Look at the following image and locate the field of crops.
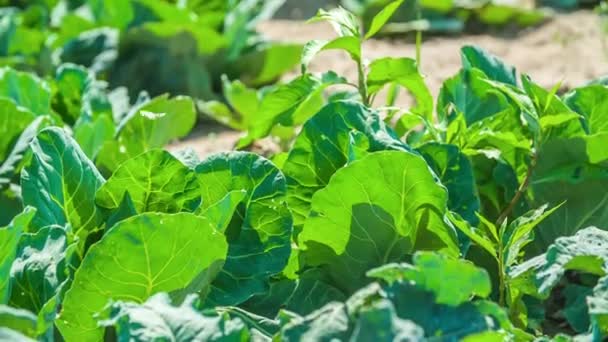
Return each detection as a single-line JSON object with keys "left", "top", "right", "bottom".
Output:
{"left": 1, "top": 0, "right": 608, "bottom": 341}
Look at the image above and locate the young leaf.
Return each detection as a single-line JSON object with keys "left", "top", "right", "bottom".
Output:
{"left": 364, "top": 0, "right": 405, "bottom": 39}
{"left": 366, "top": 57, "right": 433, "bottom": 119}
{"left": 301, "top": 37, "right": 362, "bottom": 73}
{"left": 56, "top": 212, "right": 228, "bottom": 341}
{"left": 237, "top": 74, "right": 340, "bottom": 148}
{"left": 447, "top": 212, "right": 497, "bottom": 261}
{"left": 502, "top": 203, "right": 564, "bottom": 267}
{"left": 308, "top": 7, "right": 361, "bottom": 37}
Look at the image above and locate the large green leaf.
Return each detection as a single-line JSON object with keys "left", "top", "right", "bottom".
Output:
{"left": 299, "top": 151, "right": 459, "bottom": 293}
{"left": 282, "top": 101, "right": 409, "bottom": 225}
{"left": 21, "top": 127, "right": 105, "bottom": 246}
{"left": 95, "top": 149, "right": 200, "bottom": 215}
{"left": 0, "top": 208, "right": 35, "bottom": 304}
{"left": 529, "top": 136, "right": 608, "bottom": 254}
{"left": 56, "top": 212, "right": 228, "bottom": 341}
{"left": 100, "top": 293, "right": 251, "bottom": 341}
{"left": 195, "top": 152, "right": 292, "bottom": 306}
{"left": 564, "top": 85, "right": 608, "bottom": 135}
{"left": 386, "top": 283, "right": 511, "bottom": 340}
{"left": 96, "top": 95, "right": 196, "bottom": 174}
{"left": 0, "top": 67, "right": 50, "bottom": 116}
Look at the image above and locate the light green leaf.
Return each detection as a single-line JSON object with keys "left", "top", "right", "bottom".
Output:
{"left": 300, "top": 151, "right": 459, "bottom": 293}
{"left": 74, "top": 114, "right": 115, "bottom": 159}
{"left": 56, "top": 212, "right": 228, "bottom": 342}
{"left": 0, "top": 99, "right": 35, "bottom": 162}
{"left": 0, "top": 208, "right": 35, "bottom": 304}
{"left": 0, "top": 305, "right": 37, "bottom": 339}
{"left": 0, "top": 67, "right": 50, "bottom": 116}
{"left": 234, "top": 43, "right": 302, "bottom": 86}
{"left": 301, "top": 37, "right": 361, "bottom": 73}
{"left": 364, "top": 0, "right": 405, "bottom": 39}
{"left": 88, "top": 0, "right": 134, "bottom": 30}
{"left": 502, "top": 203, "right": 563, "bottom": 268}
{"left": 308, "top": 7, "right": 361, "bottom": 37}
{"left": 195, "top": 152, "right": 292, "bottom": 306}
{"left": 367, "top": 57, "right": 433, "bottom": 119}
{"left": 368, "top": 251, "right": 492, "bottom": 306}
{"left": 96, "top": 95, "right": 196, "bottom": 174}
{"left": 21, "top": 127, "right": 105, "bottom": 245}
{"left": 238, "top": 74, "right": 337, "bottom": 147}
{"left": 95, "top": 149, "right": 201, "bottom": 215}
{"left": 447, "top": 212, "right": 497, "bottom": 261}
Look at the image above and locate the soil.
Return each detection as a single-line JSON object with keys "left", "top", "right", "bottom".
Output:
{"left": 169, "top": 10, "right": 608, "bottom": 158}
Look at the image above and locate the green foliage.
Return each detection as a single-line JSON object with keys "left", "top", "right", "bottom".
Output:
{"left": 0, "top": 2, "right": 607, "bottom": 341}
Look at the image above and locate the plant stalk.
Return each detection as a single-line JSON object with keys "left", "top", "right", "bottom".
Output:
{"left": 496, "top": 151, "right": 538, "bottom": 227}
{"left": 357, "top": 60, "right": 369, "bottom": 106}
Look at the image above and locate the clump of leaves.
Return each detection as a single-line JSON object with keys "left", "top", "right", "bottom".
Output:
{"left": 0, "top": 1, "right": 608, "bottom": 341}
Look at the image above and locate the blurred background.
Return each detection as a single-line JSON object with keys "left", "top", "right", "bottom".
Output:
{"left": 0, "top": 0, "right": 606, "bottom": 156}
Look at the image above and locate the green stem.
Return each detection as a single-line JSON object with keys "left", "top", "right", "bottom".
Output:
{"left": 497, "top": 248, "right": 506, "bottom": 307}
{"left": 495, "top": 151, "right": 538, "bottom": 227}
{"left": 357, "top": 60, "right": 369, "bottom": 106}
{"left": 415, "top": 1, "right": 422, "bottom": 68}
